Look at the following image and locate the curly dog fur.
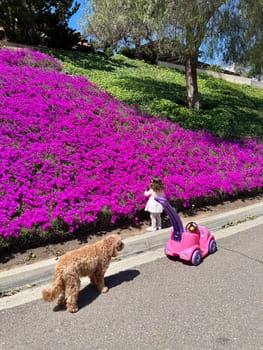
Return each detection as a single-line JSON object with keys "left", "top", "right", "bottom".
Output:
{"left": 42, "top": 234, "right": 124, "bottom": 313}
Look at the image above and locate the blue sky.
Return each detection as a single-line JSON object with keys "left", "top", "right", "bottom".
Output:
{"left": 68, "top": 0, "right": 86, "bottom": 33}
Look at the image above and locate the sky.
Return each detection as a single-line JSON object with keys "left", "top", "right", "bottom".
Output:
{"left": 68, "top": 0, "right": 87, "bottom": 34}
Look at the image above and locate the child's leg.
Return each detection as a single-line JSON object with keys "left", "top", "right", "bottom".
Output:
{"left": 156, "top": 214, "right": 162, "bottom": 229}
{"left": 146, "top": 213, "right": 157, "bottom": 231}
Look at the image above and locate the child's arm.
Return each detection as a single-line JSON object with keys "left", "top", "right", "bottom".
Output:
{"left": 144, "top": 188, "right": 153, "bottom": 196}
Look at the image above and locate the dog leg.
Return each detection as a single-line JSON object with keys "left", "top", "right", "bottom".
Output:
{"left": 90, "top": 276, "right": 96, "bottom": 286}
{"left": 65, "top": 276, "right": 80, "bottom": 313}
{"left": 56, "top": 290, "right": 66, "bottom": 306}
{"left": 91, "top": 273, "right": 109, "bottom": 293}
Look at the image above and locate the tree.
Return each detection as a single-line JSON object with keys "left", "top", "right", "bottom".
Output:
{"left": 0, "top": 0, "right": 80, "bottom": 47}
{"left": 83, "top": 0, "right": 227, "bottom": 110}
{"left": 82, "top": 0, "right": 158, "bottom": 57}
{"left": 155, "top": 1, "right": 227, "bottom": 110}
{"left": 216, "top": 0, "right": 263, "bottom": 77}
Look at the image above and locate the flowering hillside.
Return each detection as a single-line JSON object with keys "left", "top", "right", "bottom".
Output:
{"left": 0, "top": 48, "right": 263, "bottom": 238}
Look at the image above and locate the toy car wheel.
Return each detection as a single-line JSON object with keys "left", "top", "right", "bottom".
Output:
{"left": 191, "top": 250, "right": 202, "bottom": 266}
{"left": 209, "top": 239, "right": 217, "bottom": 254}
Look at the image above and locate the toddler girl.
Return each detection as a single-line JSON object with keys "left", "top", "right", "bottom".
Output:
{"left": 144, "top": 177, "right": 164, "bottom": 231}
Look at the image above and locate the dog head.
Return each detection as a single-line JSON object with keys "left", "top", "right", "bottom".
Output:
{"left": 105, "top": 234, "right": 124, "bottom": 257}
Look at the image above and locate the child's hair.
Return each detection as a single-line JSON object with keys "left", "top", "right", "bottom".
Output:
{"left": 150, "top": 177, "right": 164, "bottom": 192}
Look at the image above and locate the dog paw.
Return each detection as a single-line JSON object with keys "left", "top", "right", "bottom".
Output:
{"left": 67, "top": 305, "right": 79, "bottom": 313}
{"left": 68, "top": 307, "right": 79, "bottom": 313}
{"left": 101, "top": 286, "right": 109, "bottom": 293}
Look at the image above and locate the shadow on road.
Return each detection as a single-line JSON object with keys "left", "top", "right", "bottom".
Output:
{"left": 52, "top": 269, "right": 140, "bottom": 312}
{"left": 74, "top": 269, "right": 140, "bottom": 312}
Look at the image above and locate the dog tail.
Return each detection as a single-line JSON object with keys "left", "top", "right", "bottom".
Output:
{"left": 42, "top": 275, "right": 64, "bottom": 302}
{"left": 42, "top": 287, "right": 55, "bottom": 302}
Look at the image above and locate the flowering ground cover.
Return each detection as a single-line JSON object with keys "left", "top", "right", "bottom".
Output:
{"left": 0, "top": 48, "right": 263, "bottom": 238}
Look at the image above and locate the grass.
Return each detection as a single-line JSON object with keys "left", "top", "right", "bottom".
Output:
{"left": 47, "top": 49, "right": 263, "bottom": 140}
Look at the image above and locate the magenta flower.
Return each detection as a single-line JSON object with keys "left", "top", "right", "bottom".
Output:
{"left": 0, "top": 48, "right": 262, "bottom": 238}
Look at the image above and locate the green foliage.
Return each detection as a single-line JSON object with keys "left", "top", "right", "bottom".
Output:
{"left": 84, "top": 0, "right": 228, "bottom": 110}
{"left": 215, "top": 0, "right": 263, "bottom": 75}
{"left": 0, "top": 0, "right": 80, "bottom": 47}
{"left": 45, "top": 25, "right": 81, "bottom": 50}
{"left": 0, "top": 219, "right": 70, "bottom": 252}
{"left": 48, "top": 49, "right": 263, "bottom": 140}
{"left": 119, "top": 47, "right": 136, "bottom": 59}
{"left": 84, "top": 0, "right": 159, "bottom": 53}
{"left": 119, "top": 43, "right": 157, "bottom": 64}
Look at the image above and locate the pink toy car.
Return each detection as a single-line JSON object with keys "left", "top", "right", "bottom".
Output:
{"left": 155, "top": 197, "right": 217, "bottom": 265}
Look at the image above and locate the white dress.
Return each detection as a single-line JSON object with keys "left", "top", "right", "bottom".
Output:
{"left": 144, "top": 189, "right": 164, "bottom": 213}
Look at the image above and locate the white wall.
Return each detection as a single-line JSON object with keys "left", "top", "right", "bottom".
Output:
{"left": 158, "top": 61, "right": 263, "bottom": 89}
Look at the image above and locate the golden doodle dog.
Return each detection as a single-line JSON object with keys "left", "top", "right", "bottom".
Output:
{"left": 42, "top": 234, "right": 124, "bottom": 313}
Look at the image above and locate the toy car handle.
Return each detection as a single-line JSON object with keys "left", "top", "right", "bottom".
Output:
{"left": 154, "top": 197, "right": 184, "bottom": 241}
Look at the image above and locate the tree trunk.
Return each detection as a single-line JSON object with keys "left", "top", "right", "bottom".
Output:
{"left": 185, "top": 56, "right": 200, "bottom": 110}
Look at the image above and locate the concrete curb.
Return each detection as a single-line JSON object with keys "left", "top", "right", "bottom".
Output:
{"left": 121, "top": 200, "right": 263, "bottom": 258}
{"left": 0, "top": 201, "right": 263, "bottom": 293}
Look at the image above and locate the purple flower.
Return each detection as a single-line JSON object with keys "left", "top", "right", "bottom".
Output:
{"left": 0, "top": 48, "right": 262, "bottom": 238}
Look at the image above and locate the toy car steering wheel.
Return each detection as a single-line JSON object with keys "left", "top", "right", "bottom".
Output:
{"left": 185, "top": 222, "right": 199, "bottom": 233}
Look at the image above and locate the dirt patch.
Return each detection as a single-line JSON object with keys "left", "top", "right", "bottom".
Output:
{"left": 0, "top": 194, "right": 262, "bottom": 273}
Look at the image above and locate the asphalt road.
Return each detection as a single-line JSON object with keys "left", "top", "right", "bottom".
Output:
{"left": 0, "top": 224, "right": 262, "bottom": 350}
